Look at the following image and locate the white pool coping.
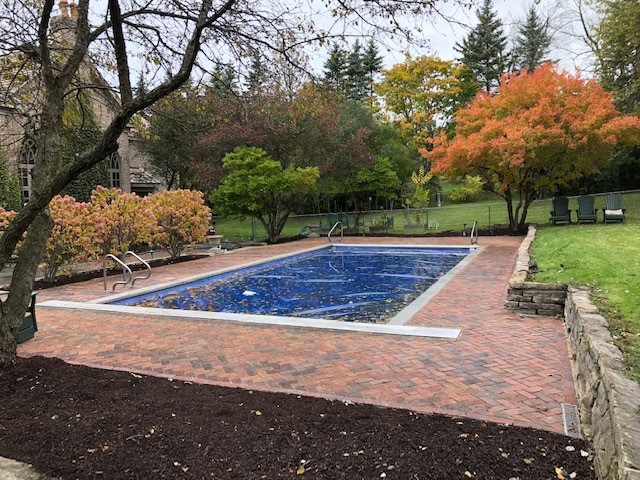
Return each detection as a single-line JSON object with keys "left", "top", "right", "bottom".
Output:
{"left": 40, "top": 243, "right": 480, "bottom": 339}
{"left": 38, "top": 300, "right": 461, "bottom": 339}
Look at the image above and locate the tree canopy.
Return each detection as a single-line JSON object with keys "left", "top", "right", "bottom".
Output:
{"left": 211, "top": 147, "right": 319, "bottom": 243}
{"left": 423, "top": 64, "right": 640, "bottom": 231}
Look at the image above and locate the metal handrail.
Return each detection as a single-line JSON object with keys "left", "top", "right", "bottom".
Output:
{"left": 103, "top": 254, "right": 132, "bottom": 292}
{"left": 470, "top": 221, "right": 479, "bottom": 245}
{"left": 124, "top": 251, "right": 152, "bottom": 287}
{"left": 328, "top": 221, "right": 343, "bottom": 243}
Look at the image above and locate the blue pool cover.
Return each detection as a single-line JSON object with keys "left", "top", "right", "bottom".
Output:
{"left": 111, "top": 245, "right": 470, "bottom": 324}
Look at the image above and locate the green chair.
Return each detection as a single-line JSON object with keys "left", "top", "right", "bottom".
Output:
{"left": 576, "top": 195, "right": 597, "bottom": 223}
{"left": 17, "top": 292, "right": 38, "bottom": 344}
{"left": 549, "top": 196, "right": 571, "bottom": 224}
{"left": 603, "top": 193, "right": 626, "bottom": 223}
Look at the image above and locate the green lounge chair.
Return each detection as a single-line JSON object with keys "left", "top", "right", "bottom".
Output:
{"left": 576, "top": 195, "right": 597, "bottom": 223}
{"left": 17, "top": 292, "right": 38, "bottom": 344}
{"left": 603, "top": 193, "right": 626, "bottom": 223}
{"left": 549, "top": 196, "right": 571, "bottom": 224}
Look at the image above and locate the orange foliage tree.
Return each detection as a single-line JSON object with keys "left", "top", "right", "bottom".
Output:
{"left": 422, "top": 64, "right": 640, "bottom": 231}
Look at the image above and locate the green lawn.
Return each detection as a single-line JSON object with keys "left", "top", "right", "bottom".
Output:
{"left": 531, "top": 219, "right": 640, "bottom": 383}
{"left": 215, "top": 192, "right": 640, "bottom": 241}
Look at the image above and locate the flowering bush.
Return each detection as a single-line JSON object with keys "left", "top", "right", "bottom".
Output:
{"left": 89, "top": 186, "right": 155, "bottom": 257}
{"left": 42, "top": 195, "right": 99, "bottom": 279}
{"left": 145, "top": 189, "right": 211, "bottom": 259}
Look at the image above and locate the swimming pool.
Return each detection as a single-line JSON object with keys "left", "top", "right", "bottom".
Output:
{"left": 108, "top": 244, "right": 474, "bottom": 324}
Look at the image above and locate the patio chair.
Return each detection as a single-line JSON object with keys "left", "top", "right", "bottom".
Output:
{"left": 17, "top": 292, "right": 38, "bottom": 344}
{"left": 603, "top": 193, "right": 626, "bottom": 223}
{"left": 549, "top": 196, "right": 571, "bottom": 224}
{"left": 576, "top": 195, "right": 597, "bottom": 223}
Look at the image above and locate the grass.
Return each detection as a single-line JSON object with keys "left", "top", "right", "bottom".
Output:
{"left": 530, "top": 208, "right": 640, "bottom": 382}
{"left": 214, "top": 192, "right": 640, "bottom": 241}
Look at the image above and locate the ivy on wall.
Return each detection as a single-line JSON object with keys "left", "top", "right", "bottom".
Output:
{"left": 59, "top": 92, "right": 110, "bottom": 202}
{"left": 0, "top": 147, "right": 22, "bottom": 211}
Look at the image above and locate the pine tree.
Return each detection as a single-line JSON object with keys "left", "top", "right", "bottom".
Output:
{"left": 345, "top": 40, "right": 368, "bottom": 101}
{"left": 135, "top": 73, "right": 147, "bottom": 98}
{"left": 362, "top": 40, "right": 384, "bottom": 97}
{"left": 455, "top": 0, "right": 509, "bottom": 92}
{"left": 209, "top": 63, "right": 236, "bottom": 96}
{"left": 246, "top": 51, "right": 268, "bottom": 94}
{"left": 323, "top": 42, "right": 347, "bottom": 93}
{"left": 512, "top": 6, "right": 552, "bottom": 73}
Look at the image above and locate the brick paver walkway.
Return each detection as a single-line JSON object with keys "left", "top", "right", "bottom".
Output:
{"left": 19, "top": 237, "right": 576, "bottom": 434}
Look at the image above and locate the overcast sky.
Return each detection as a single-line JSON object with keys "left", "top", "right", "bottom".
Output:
{"left": 311, "top": 0, "right": 596, "bottom": 75}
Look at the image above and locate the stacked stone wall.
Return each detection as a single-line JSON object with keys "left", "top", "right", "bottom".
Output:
{"left": 565, "top": 288, "right": 640, "bottom": 480}
{"left": 505, "top": 225, "right": 567, "bottom": 316}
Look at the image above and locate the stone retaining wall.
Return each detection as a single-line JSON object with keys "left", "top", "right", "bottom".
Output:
{"left": 505, "top": 225, "right": 567, "bottom": 316}
{"left": 565, "top": 288, "right": 640, "bottom": 480}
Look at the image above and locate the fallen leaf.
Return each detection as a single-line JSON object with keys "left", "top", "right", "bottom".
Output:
{"left": 254, "top": 411, "right": 262, "bottom": 416}
{"left": 130, "top": 373, "right": 142, "bottom": 379}
{"left": 459, "top": 433, "right": 469, "bottom": 438}
{"left": 555, "top": 466, "right": 567, "bottom": 480}
{"left": 523, "top": 458, "right": 533, "bottom": 465}
{"left": 296, "top": 465, "right": 305, "bottom": 475}
{"left": 464, "top": 471, "right": 473, "bottom": 477}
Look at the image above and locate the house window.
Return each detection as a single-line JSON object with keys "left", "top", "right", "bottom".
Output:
{"left": 109, "top": 152, "right": 121, "bottom": 188}
{"left": 19, "top": 138, "right": 37, "bottom": 204}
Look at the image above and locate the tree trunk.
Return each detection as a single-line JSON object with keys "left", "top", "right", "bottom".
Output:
{"left": 504, "top": 191, "right": 519, "bottom": 231}
{"left": 0, "top": 212, "right": 53, "bottom": 367}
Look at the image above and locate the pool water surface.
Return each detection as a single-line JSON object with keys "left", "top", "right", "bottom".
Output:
{"left": 110, "top": 245, "right": 472, "bottom": 324}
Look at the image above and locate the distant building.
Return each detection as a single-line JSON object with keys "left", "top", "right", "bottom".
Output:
{"left": 0, "top": 0, "right": 162, "bottom": 204}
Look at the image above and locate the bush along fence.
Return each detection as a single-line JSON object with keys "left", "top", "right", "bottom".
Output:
{"left": 505, "top": 225, "right": 567, "bottom": 316}
{"left": 1, "top": 187, "right": 211, "bottom": 280}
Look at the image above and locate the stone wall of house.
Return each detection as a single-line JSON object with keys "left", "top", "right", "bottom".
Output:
{"left": 565, "top": 288, "right": 640, "bottom": 480}
{"left": 505, "top": 225, "right": 567, "bottom": 316}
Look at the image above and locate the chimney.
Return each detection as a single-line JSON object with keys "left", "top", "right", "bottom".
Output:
{"left": 69, "top": 2, "right": 78, "bottom": 21}
{"left": 59, "top": 0, "right": 69, "bottom": 17}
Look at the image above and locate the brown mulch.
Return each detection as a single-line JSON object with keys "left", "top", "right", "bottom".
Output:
{"left": 0, "top": 356, "right": 595, "bottom": 480}
{"left": 30, "top": 255, "right": 209, "bottom": 291}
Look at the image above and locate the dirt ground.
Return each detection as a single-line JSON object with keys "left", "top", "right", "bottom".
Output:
{"left": 0, "top": 356, "right": 594, "bottom": 480}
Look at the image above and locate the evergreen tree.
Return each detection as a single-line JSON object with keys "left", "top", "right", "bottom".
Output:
{"left": 323, "top": 43, "right": 347, "bottom": 93}
{"left": 246, "top": 51, "right": 269, "bottom": 94}
{"left": 209, "top": 63, "right": 236, "bottom": 96}
{"left": 135, "top": 73, "right": 147, "bottom": 98}
{"left": 345, "top": 40, "right": 368, "bottom": 101}
{"left": 362, "top": 40, "right": 384, "bottom": 97}
{"left": 512, "top": 6, "right": 552, "bottom": 73}
{"left": 455, "top": 0, "right": 509, "bottom": 92}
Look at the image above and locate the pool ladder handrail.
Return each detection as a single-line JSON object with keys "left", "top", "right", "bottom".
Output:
{"left": 102, "top": 251, "right": 152, "bottom": 291}
{"left": 124, "top": 251, "right": 152, "bottom": 287}
{"left": 470, "top": 221, "right": 479, "bottom": 245}
{"left": 103, "top": 254, "right": 132, "bottom": 292}
{"left": 328, "top": 221, "right": 343, "bottom": 243}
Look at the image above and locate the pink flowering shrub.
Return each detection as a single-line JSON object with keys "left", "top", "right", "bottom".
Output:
{"left": 42, "top": 195, "right": 99, "bottom": 279}
{"left": 89, "top": 186, "right": 156, "bottom": 258}
{"left": 145, "top": 189, "right": 211, "bottom": 259}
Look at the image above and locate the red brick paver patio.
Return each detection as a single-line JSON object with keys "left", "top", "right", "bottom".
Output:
{"left": 19, "top": 236, "right": 577, "bottom": 434}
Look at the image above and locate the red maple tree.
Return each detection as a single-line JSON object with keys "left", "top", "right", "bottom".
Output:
{"left": 422, "top": 64, "right": 640, "bottom": 231}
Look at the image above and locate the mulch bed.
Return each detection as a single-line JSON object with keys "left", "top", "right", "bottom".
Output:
{"left": 1, "top": 356, "right": 595, "bottom": 479}
{"left": 29, "top": 255, "right": 209, "bottom": 291}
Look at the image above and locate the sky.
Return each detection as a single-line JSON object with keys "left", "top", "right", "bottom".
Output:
{"left": 310, "top": 0, "right": 597, "bottom": 75}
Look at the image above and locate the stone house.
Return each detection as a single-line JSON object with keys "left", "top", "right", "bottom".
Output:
{"left": 0, "top": 0, "right": 162, "bottom": 205}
